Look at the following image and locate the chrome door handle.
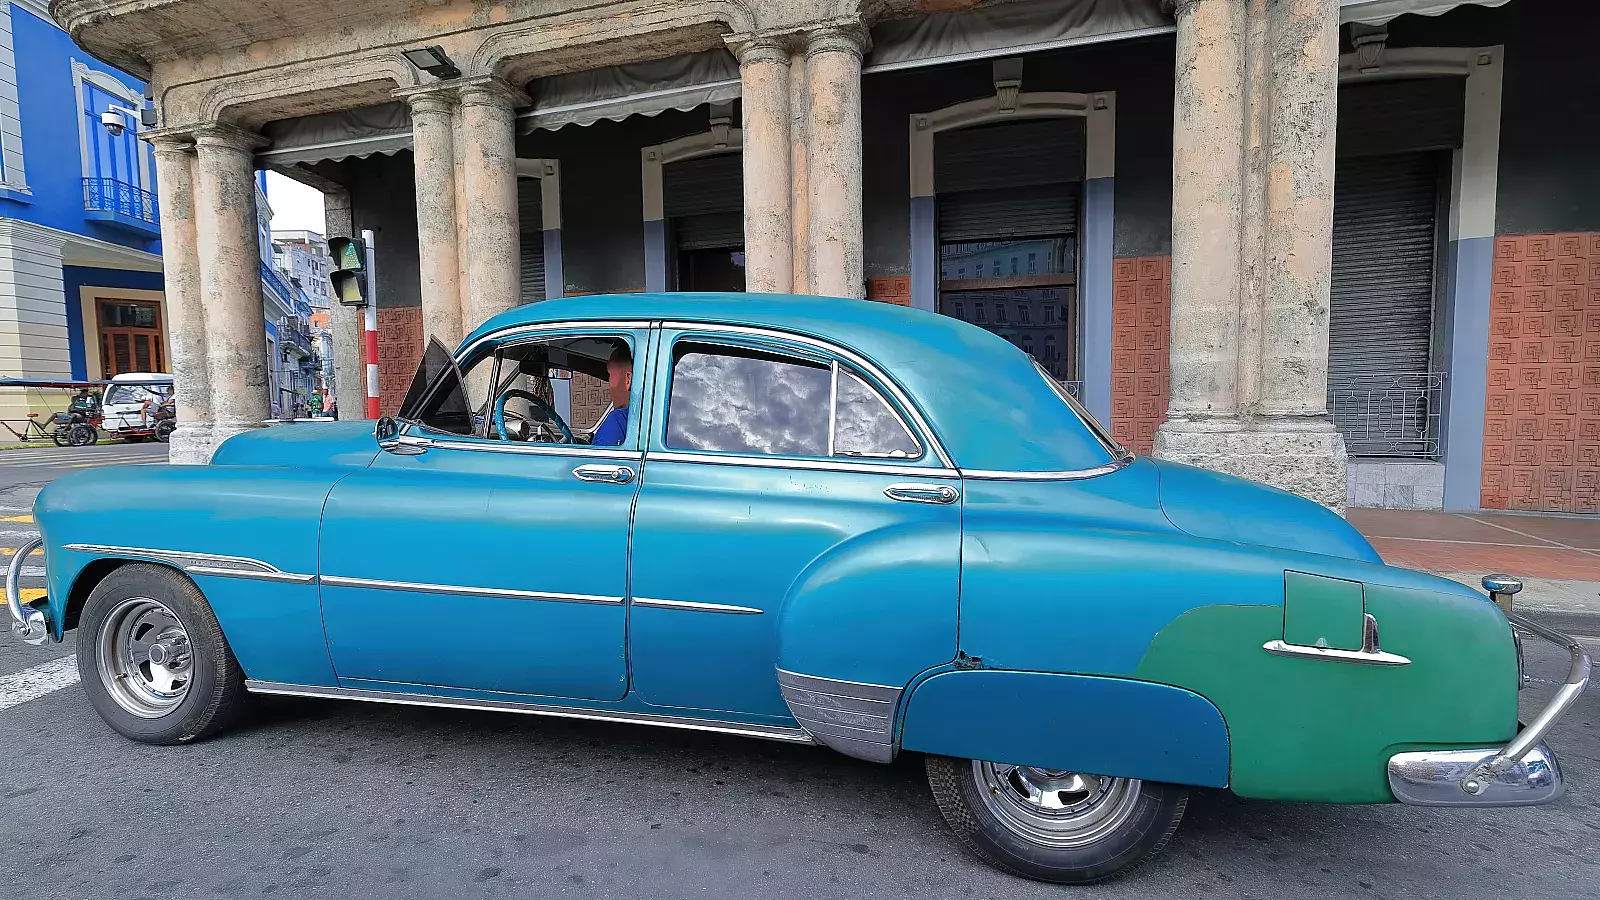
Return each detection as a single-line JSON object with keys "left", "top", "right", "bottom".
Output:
{"left": 884, "top": 483, "right": 959, "bottom": 505}
{"left": 573, "top": 464, "right": 635, "bottom": 484}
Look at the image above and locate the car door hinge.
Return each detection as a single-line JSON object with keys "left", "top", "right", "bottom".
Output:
{"left": 953, "top": 652, "right": 983, "bottom": 670}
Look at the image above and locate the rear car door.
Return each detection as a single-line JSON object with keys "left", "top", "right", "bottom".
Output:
{"left": 317, "top": 328, "right": 651, "bottom": 700}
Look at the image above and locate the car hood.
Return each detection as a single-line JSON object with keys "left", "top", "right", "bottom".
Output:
{"left": 210, "top": 421, "right": 380, "bottom": 469}
{"left": 1150, "top": 458, "right": 1381, "bottom": 563}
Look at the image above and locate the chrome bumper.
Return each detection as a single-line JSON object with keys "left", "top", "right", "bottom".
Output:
{"left": 5, "top": 536, "right": 51, "bottom": 645}
{"left": 1388, "top": 614, "right": 1589, "bottom": 807}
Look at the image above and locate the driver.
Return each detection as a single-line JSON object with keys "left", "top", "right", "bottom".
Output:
{"left": 590, "top": 344, "right": 632, "bottom": 447}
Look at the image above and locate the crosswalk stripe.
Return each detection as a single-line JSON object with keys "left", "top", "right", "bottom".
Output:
{"left": 0, "top": 514, "right": 32, "bottom": 523}
{"left": 0, "top": 529, "right": 40, "bottom": 540}
{"left": 0, "top": 547, "right": 43, "bottom": 556}
{"left": 0, "top": 655, "right": 79, "bottom": 712}
{"left": 18, "top": 588, "right": 45, "bottom": 602}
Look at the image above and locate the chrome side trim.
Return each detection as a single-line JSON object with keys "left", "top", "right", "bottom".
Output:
{"left": 6, "top": 536, "right": 50, "bottom": 645}
{"left": 660, "top": 320, "right": 954, "bottom": 468}
{"left": 319, "top": 575, "right": 623, "bottom": 605}
{"left": 632, "top": 597, "right": 764, "bottom": 615}
{"left": 243, "top": 680, "right": 816, "bottom": 745}
{"left": 776, "top": 668, "right": 902, "bottom": 764}
{"left": 1388, "top": 741, "right": 1562, "bottom": 808}
{"left": 61, "top": 543, "right": 317, "bottom": 585}
{"left": 1263, "top": 612, "right": 1411, "bottom": 667}
{"left": 959, "top": 451, "right": 1135, "bottom": 482}
{"left": 648, "top": 450, "right": 957, "bottom": 479}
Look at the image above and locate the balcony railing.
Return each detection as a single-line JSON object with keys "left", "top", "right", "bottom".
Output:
{"left": 1328, "top": 372, "right": 1444, "bottom": 459}
{"left": 82, "top": 177, "right": 159, "bottom": 227}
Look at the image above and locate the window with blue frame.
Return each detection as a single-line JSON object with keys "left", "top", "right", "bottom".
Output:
{"left": 81, "top": 80, "right": 157, "bottom": 227}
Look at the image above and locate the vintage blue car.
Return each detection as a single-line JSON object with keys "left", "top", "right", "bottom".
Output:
{"left": 8, "top": 293, "right": 1590, "bottom": 884}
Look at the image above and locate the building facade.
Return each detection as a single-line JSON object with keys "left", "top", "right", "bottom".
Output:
{"left": 53, "top": 0, "right": 1599, "bottom": 514}
{"left": 0, "top": 0, "right": 166, "bottom": 416}
{"left": 272, "top": 227, "right": 335, "bottom": 409}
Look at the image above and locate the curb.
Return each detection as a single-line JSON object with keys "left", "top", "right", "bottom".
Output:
{"left": 1516, "top": 608, "right": 1600, "bottom": 639}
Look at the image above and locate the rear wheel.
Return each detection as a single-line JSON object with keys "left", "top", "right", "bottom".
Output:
{"left": 67, "top": 423, "right": 96, "bottom": 446}
{"left": 154, "top": 420, "right": 175, "bottom": 443}
{"left": 76, "top": 564, "right": 247, "bottom": 744}
{"left": 925, "top": 756, "right": 1187, "bottom": 884}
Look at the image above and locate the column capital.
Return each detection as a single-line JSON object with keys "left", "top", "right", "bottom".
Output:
{"left": 141, "top": 126, "right": 196, "bottom": 155}
{"left": 191, "top": 122, "right": 268, "bottom": 153}
{"left": 724, "top": 32, "right": 793, "bottom": 66}
{"left": 455, "top": 76, "right": 528, "bottom": 112}
{"left": 393, "top": 83, "right": 460, "bottom": 116}
{"left": 1164, "top": 0, "right": 1217, "bottom": 18}
{"left": 800, "top": 20, "right": 870, "bottom": 60}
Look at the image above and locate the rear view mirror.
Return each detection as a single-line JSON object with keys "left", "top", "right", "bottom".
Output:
{"left": 547, "top": 367, "right": 573, "bottom": 381}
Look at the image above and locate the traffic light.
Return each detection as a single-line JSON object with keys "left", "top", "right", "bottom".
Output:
{"left": 328, "top": 237, "right": 368, "bottom": 306}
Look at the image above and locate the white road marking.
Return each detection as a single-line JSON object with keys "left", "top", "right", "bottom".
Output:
{"left": 0, "top": 655, "right": 79, "bottom": 711}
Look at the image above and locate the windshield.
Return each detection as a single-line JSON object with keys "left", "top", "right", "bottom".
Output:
{"left": 1031, "top": 361, "right": 1127, "bottom": 459}
{"left": 105, "top": 384, "right": 169, "bottom": 406}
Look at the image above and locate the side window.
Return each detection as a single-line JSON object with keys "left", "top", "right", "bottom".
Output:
{"left": 833, "top": 368, "right": 921, "bottom": 458}
{"left": 398, "top": 338, "right": 473, "bottom": 436}
{"left": 666, "top": 343, "right": 831, "bottom": 456}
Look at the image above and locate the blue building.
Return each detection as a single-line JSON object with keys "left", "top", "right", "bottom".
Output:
{"left": 0, "top": 1, "right": 314, "bottom": 420}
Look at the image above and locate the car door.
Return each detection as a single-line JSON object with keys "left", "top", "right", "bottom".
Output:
{"left": 317, "top": 327, "right": 653, "bottom": 701}
{"left": 627, "top": 324, "right": 962, "bottom": 720}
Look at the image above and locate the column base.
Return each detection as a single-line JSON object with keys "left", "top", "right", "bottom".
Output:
{"left": 1154, "top": 417, "right": 1350, "bottom": 515}
{"left": 167, "top": 423, "right": 214, "bottom": 466}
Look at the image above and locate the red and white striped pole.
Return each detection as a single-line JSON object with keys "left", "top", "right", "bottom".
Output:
{"left": 361, "top": 228, "right": 381, "bottom": 419}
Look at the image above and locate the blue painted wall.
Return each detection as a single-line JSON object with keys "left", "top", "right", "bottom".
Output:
{"left": 2, "top": 4, "right": 159, "bottom": 255}
{"left": 61, "top": 266, "right": 164, "bottom": 379}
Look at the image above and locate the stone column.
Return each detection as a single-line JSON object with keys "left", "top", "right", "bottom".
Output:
{"left": 789, "top": 52, "right": 811, "bottom": 295}
{"left": 1158, "top": 0, "right": 1245, "bottom": 430}
{"left": 804, "top": 24, "right": 867, "bottom": 299}
{"left": 1235, "top": 0, "right": 1270, "bottom": 414}
{"left": 323, "top": 190, "right": 368, "bottom": 421}
{"left": 729, "top": 35, "right": 793, "bottom": 294}
{"left": 149, "top": 133, "right": 212, "bottom": 463}
{"left": 458, "top": 77, "right": 523, "bottom": 332}
{"left": 399, "top": 86, "right": 464, "bottom": 349}
{"left": 192, "top": 124, "right": 271, "bottom": 445}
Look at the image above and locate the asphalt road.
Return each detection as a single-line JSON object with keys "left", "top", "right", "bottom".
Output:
{"left": 0, "top": 444, "right": 1597, "bottom": 900}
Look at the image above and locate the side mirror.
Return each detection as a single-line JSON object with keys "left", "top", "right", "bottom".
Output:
{"left": 374, "top": 416, "right": 429, "bottom": 456}
{"left": 374, "top": 416, "right": 400, "bottom": 442}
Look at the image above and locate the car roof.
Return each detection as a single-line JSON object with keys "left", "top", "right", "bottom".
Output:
{"left": 461, "top": 293, "right": 1117, "bottom": 472}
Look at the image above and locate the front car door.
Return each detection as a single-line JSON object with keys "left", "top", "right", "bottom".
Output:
{"left": 627, "top": 323, "right": 962, "bottom": 742}
{"left": 317, "top": 326, "right": 653, "bottom": 701}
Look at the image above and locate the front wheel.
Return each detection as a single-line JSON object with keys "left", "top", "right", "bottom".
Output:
{"left": 925, "top": 756, "right": 1187, "bottom": 885}
{"left": 68, "top": 423, "right": 97, "bottom": 446}
{"left": 76, "top": 563, "right": 248, "bottom": 744}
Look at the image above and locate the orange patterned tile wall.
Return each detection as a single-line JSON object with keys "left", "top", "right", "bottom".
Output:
{"left": 1482, "top": 232, "right": 1600, "bottom": 514}
{"left": 377, "top": 306, "right": 424, "bottom": 417}
{"left": 1110, "top": 256, "right": 1171, "bottom": 454}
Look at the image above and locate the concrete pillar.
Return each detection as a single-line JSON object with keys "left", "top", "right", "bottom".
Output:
{"left": 451, "top": 101, "right": 473, "bottom": 330}
{"left": 1160, "top": 0, "right": 1244, "bottom": 426}
{"left": 804, "top": 24, "right": 867, "bottom": 299}
{"left": 789, "top": 51, "right": 810, "bottom": 294}
{"left": 399, "top": 86, "right": 464, "bottom": 349}
{"left": 192, "top": 124, "right": 270, "bottom": 445}
{"left": 458, "top": 77, "right": 523, "bottom": 333}
{"left": 730, "top": 35, "right": 793, "bottom": 294}
{"left": 1236, "top": 0, "right": 1270, "bottom": 414}
{"left": 1258, "top": 0, "right": 1340, "bottom": 420}
{"left": 323, "top": 190, "right": 368, "bottom": 421}
{"left": 149, "top": 133, "right": 211, "bottom": 463}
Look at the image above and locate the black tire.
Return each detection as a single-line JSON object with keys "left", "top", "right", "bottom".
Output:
{"left": 51, "top": 427, "right": 71, "bottom": 447}
{"left": 76, "top": 563, "right": 248, "bottom": 744}
{"left": 154, "top": 420, "right": 175, "bottom": 443}
{"left": 68, "top": 423, "right": 97, "bottom": 447}
{"left": 925, "top": 756, "right": 1187, "bottom": 885}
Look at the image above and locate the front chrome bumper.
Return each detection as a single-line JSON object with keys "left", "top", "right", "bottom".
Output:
{"left": 1388, "top": 613, "right": 1590, "bottom": 807}
{"left": 5, "top": 536, "right": 51, "bottom": 645}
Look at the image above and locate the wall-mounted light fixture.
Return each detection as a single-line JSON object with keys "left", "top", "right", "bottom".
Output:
{"left": 402, "top": 46, "right": 462, "bottom": 80}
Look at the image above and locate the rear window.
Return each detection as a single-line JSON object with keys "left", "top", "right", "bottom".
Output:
{"left": 105, "top": 384, "right": 168, "bottom": 406}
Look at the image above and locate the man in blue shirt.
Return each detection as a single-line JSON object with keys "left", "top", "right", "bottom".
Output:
{"left": 590, "top": 344, "right": 632, "bottom": 446}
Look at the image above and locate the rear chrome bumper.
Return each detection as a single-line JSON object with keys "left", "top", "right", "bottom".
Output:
{"left": 5, "top": 536, "right": 51, "bottom": 645}
{"left": 1388, "top": 614, "right": 1589, "bottom": 807}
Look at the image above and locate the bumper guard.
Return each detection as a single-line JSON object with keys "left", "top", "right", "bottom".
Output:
{"left": 1387, "top": 613, "right": 1589, "bottom": 807}
{"left": 5, "top": 536, "right": 50, "bottom": 645}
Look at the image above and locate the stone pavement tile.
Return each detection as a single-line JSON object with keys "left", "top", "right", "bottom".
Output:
{"left": 1368, "top": 538, "right": 1600, "bottom": 582}
{"left": 1459, "top": 512, "right": 1600, "bottom": 551}
{"left": 1348, "top": 508, "right": 1553, "bottom": 545}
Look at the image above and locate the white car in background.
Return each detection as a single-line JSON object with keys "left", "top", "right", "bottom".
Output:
{"left": 99, "top": 372, "right": 175, "bottom": 442}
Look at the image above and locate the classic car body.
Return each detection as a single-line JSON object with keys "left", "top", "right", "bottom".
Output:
{"left": 9, "top": 293, "right": 1589, "bottom": 884}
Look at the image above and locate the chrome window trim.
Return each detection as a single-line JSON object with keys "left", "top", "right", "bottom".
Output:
{"left": 61, "top": 544, "right": 317, "bottom": 584}
{"left": 455, "top": 319, "right": 659, "bottom": 366}
{"left": 631, "top": 597, "right": 764, "bottom": 615}
{"left": 660, "top": 320, "right": 953, "bottom": 468}
{"left": 648, "top": 449, "right": 958, "bottom": 479}
{"left": 244, "top": 680, "right": 816, "bottom": 745}
{"left": 959, "top": 452, "right": 1135, "bottom": 482}
{"left": 319, "top": 574, "right": 623, "bottom": 606}
{"left": 396, "top": 421, "right": 645, "bottom": 461}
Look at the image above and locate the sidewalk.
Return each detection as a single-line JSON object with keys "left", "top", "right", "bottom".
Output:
{"left": 1349, "top": 508, "right": 1600, "bottom": 635}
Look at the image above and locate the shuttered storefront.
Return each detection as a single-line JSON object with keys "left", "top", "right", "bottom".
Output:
{"left": 1328, "top": 78, "right": 1460, "bottom": 458}
{"left": 517, "top": 177, "right": 545, "bottom": 303}
{"left": 664, "top": 152, "right": 744, "bottom": 250}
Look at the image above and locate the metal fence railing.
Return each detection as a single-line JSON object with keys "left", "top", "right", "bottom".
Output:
{"left": 1328, "top": 371, "right": 1444, "bottom": 459}
{"left": 1061, "top": 380, "right": 1085, "bottom": 401}
{"left": 82, "top": 177, "right": 158, "bottom": 226}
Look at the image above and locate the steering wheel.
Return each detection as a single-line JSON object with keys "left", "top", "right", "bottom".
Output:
{"left": 494, "top": 388, "right": 574, "bottom": 443}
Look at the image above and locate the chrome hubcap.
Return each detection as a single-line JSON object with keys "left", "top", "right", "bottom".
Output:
{"left": 97, "top": 597, "right": 192, "bottom": 717}
{"left": 973, "top": 762, "right": 1142, "bottom": 849}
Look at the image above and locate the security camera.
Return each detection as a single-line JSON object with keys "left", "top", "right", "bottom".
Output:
{"left": 100, "top": 110, "right": 127, "bottom": 137}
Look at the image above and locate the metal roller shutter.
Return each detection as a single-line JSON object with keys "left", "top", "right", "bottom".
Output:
{"left": 939, "top": 183, "right": 1079, "bottom": 243}
{"left": 674, "top": 211, "right": 745, "bottom": 251}
{"left": 1337, "top": 77, "right": 1465, "bottom": 159}
{"left": 664, "top": 152, "right": 743, "bottom": 218}
{"left": 935, "top": 118, "right": 1086, "bottom": 191}
{"left": 517, "top": 177, "right": 545, "bottom": 303}
{"left": 1328, "top": 152, "right": 1441, "bottom": 456}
